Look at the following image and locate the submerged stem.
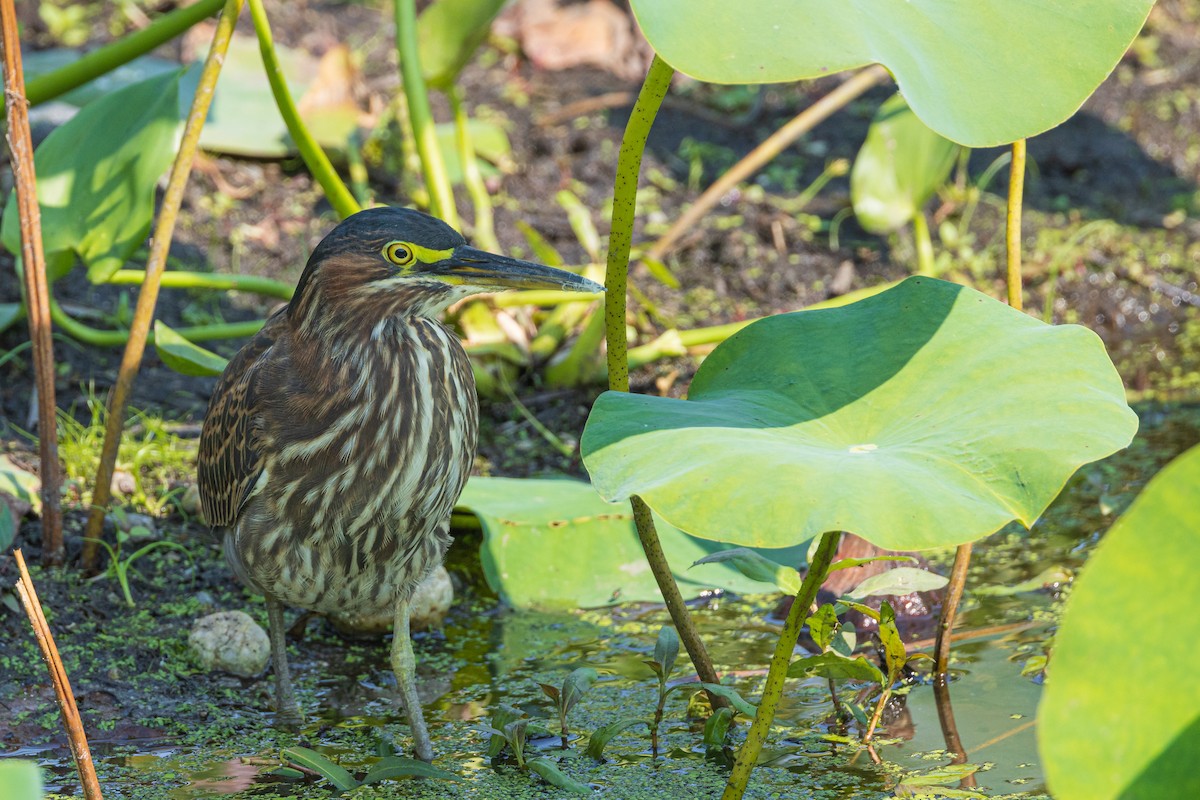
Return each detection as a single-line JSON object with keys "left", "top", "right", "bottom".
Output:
{"left": 722, "top": 531, "right": 841, "bottom": 800}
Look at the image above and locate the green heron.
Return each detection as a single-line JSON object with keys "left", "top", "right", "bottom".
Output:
{"left": 197, "top": 206, "right": 602, "bottom": 760}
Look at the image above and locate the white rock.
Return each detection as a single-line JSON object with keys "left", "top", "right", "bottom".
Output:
{"left": 189, "top": 611, "right": 270, "bottom": 677}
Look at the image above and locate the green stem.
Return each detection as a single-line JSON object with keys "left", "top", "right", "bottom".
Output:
{"left": 722, "top": 530, "right": 841, "bottom": 800}
{"left": 394, "top": 0, "right": 458, "bottom": 228}
{"left": 51, "top": 295, "right": 264, "bottom": 347}
{"left": 247, "top": 0, "right": 359, "bottom": 220}
{"left": 107, "top": 269, "right": 293, "bottom": 300}
{"left": 450, "top": 86, "right": 498, "bottom": 250}
{"left": 1006, "top": 139, "right": 1026, "bottom": 310}
{"left": 605, "top": 55, "right": 672, "bottom": 392}
{"left": 21, "top": 0, "right": 225, "bottom": 110}
{"left": 604, "top": 56, "right": 726, "bottom": 711}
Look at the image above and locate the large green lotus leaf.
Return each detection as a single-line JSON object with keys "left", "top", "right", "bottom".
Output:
{"left": 1039, "top": 444, "right": 1200, "bottom": 800}
{"left": 1, "top": 69, "right": 190, "bottom": 283}
{"left": 0, "top": 761, "right": 41, "bottom": 800}
{"left": 629, "top": 1, "right": 1154, "bottom": 146}
{"left": 456, "top": 477, "right": 809, "bottom": 609}
{"left": 581, "top": 277, "right": 1137, "bottom": 550}
{"left": 851, "top": 94, "right": 960, "bottom": 234}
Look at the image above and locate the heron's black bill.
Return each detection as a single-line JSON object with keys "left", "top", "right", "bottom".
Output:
{"left": 437, "top": 246, "right": 604, "bottom": 293}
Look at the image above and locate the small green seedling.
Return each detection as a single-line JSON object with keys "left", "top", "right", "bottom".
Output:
{"left": 644, "top": 624, "right": 681, "bottom": 757}
{"left": 477, "top": 704, "right": 589, "bottom": 794}
{"left": 539, "top": 666, "right": 599, "bottom": 748}
{"left": 83, "top": 513, "right": 192, "bottom": 607}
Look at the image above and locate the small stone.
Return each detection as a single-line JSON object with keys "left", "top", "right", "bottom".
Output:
{"left": 118, "top": 513, "right": 158, "bottom": 541}
{"left": 110, "top": 470, "right": 137, "bottom": 496}
{"left": 328, "top": 565, "right": 455, "bottom": 637}
{"left": 179, "top": 483, "right": 203, "bottom": 518}
{"left": 189, "top": 611, "right": 270, "bottom": 677}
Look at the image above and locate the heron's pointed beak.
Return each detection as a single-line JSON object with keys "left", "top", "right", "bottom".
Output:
{"left": 435, "top": 246, "right": 604, "bottom": 294}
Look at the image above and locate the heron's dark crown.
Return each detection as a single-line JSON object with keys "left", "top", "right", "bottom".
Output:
{"left": 306, "top": 207, "right": 466, "bottom": 267}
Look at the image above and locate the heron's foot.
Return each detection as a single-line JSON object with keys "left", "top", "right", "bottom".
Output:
{"left": 392, "top": 600, "right": 435, "bottom": 763}
{"left": 274, "top": 702, "right": 305, "bottom": 731}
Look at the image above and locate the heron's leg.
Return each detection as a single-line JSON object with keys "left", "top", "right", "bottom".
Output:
{"left": 266, "top": 597, "right": 303, "bottom": 729}
{"left": 391, "top": 598, "right": 434, "bottom": 762}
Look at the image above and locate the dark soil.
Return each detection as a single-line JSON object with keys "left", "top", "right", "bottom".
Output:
{"left": 2, "top": 0, "right": 1200, "bottom": 795}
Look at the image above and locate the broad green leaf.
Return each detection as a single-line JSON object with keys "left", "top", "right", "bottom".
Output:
{"left": 0, "top": 455, "right": 42, "bottom": 515}
{"left": 538, "top": 683, "right": 561, "bottom": 703}
{"left": 586, "top": 717, "right": 647, "bottom": 760}
{"left": 831, "top": 621, "right": 857, "bottom": 657}
{"left": 836, "top": 600, "right": 881, "bottom": 622}
{"left": 0, "top": 303, "right": 22, "bottom": 334}
{"left": 654, "top": 626, "right": 680, "bottom": 679}
{"left": 629, "top": 0, "right": 1154, "bottom": 146}
{"left": 527, "top": 757, "right": 591, "bottom": 794}
{"left": 1040, "top": 444, "right": 1200, "bottom": 800}
{"left": 195, "top": 35, "right": 359, "bottom": 158}
{"left": 851, "top": 94, "right": 960, "bottom": 234}
{"left": 1, "top": 69, "right": 191, "bottom": 282}
{"left": 582, "top": 277, "right": 1137, "bottom": 552}
{"left": 703, "top": 706, "right": 734, "bottom": 748}
{"left": 805, "top": 604, "right": 839, "bottom": 652}
{"left": 486, "top": 705, "right": 524, "bottom": 758}
{"left": 974, "top": 565, "right": 1072, "bottom": 596}
{"left": 692, "top": 547, "right": 802, "bottom": 595}
{"left": 698, "top": 683, "right": 758, "bottom": 718}
{"left": 281, "top": 746, "right": 357, "bottom": 792}
{"left": 456, "top": 477, "right": 809, "bottom": 608}
{"left": 786, "top": 652, "right": 885, "bottom": 685}
{"left": 23, "top": 50, "right": 177, "bottom": 107}
{"left": 0, "top": 761, "right": 41, "bottom": 800}
{"left": 0, "top": 506, "right": 13, "bottom": 551}
{"left": 828, "top": 555, "right": 914, "bottom": 573}
{"left": 561, "top": 667, "right": 598, "bottom": 716}
{"left": 845, "top": 567, "right": 949, "bottom": 600}
{"left": 878, "top": 602, "right": 907, "bottom": 680}
{"left": 153, "top": 321, "right": 229, "bottom": 377}
{"left": 418, "top": 0, "right": 507, "bottom": 88}
{"left": 434, "top": 119, "right": 512, "bottom": 184}
{"left": 361, "top": 756, "right": 459, "bottom": 784}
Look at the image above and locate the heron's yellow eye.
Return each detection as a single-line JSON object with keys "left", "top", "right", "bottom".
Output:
{"left": 384, "top": 241, "right": 416, "bottom": 266}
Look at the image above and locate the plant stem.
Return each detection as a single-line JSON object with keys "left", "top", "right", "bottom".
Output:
{"left": 450, "top": 86, "right": 498, "bottom": 250}
{"left": 1, "top": 0, "right": 63, "bottom": 563}
{"left": 106, "top": 269, "right": 294, "bottom": 300}
{"left": 643, "top": 65, "right": 889, "bottom": 267}
{"left": 247, "top": 0, "right": 359, "bottom": 220}
{"left": 20, "top": 0, "right": 225, "bottom": 111}
{"left": 605, "top": 55, "right": 672, "bottom": 391}
{"left": 604, "top": 55, "right": 728, "bottom": 709}
{"left": 722, "top": 530, "right": 841, "bottom": 800}
{"left": 933, "top": 543, "right": 972, "bottom": 679}
{"left": 50, "top": 295, "right": 265, "bottom": 347}
{"left": 82, "top": 0, "right": 243, "bottom": 567}
{"left": 863, "top": 685, "right": 892, "bottom": 742}
{"left": 14, "top": 550, "right": 102, "bottom": 800}
{"left": 1006, "top": 139, "right": 1026, "bottom": 310}
{"left": 394, "top": 0, "right": 458, "bottom": 228}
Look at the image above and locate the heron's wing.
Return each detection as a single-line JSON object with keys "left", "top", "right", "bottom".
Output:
{"left": 198, "top": 313, "right": 283, "bottom": 528}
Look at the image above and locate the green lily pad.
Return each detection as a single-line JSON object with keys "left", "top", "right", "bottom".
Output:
{"left": 851, "top": 94, "right": 960, "bottom": 234}
{"left": 455, "top": 477, "right": 810, "bottom": 609}
{"left": 1, "top": 68, "right": 191, "bottom": 283}
{"left": 1039, "top": 443, "right": 1200, "bottom": 800}
{"left": 581, "top": 277, "right": 1137, "bottom": 551}
{"left": 629, "top": 0, "right": 1154, "bottom": 146}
